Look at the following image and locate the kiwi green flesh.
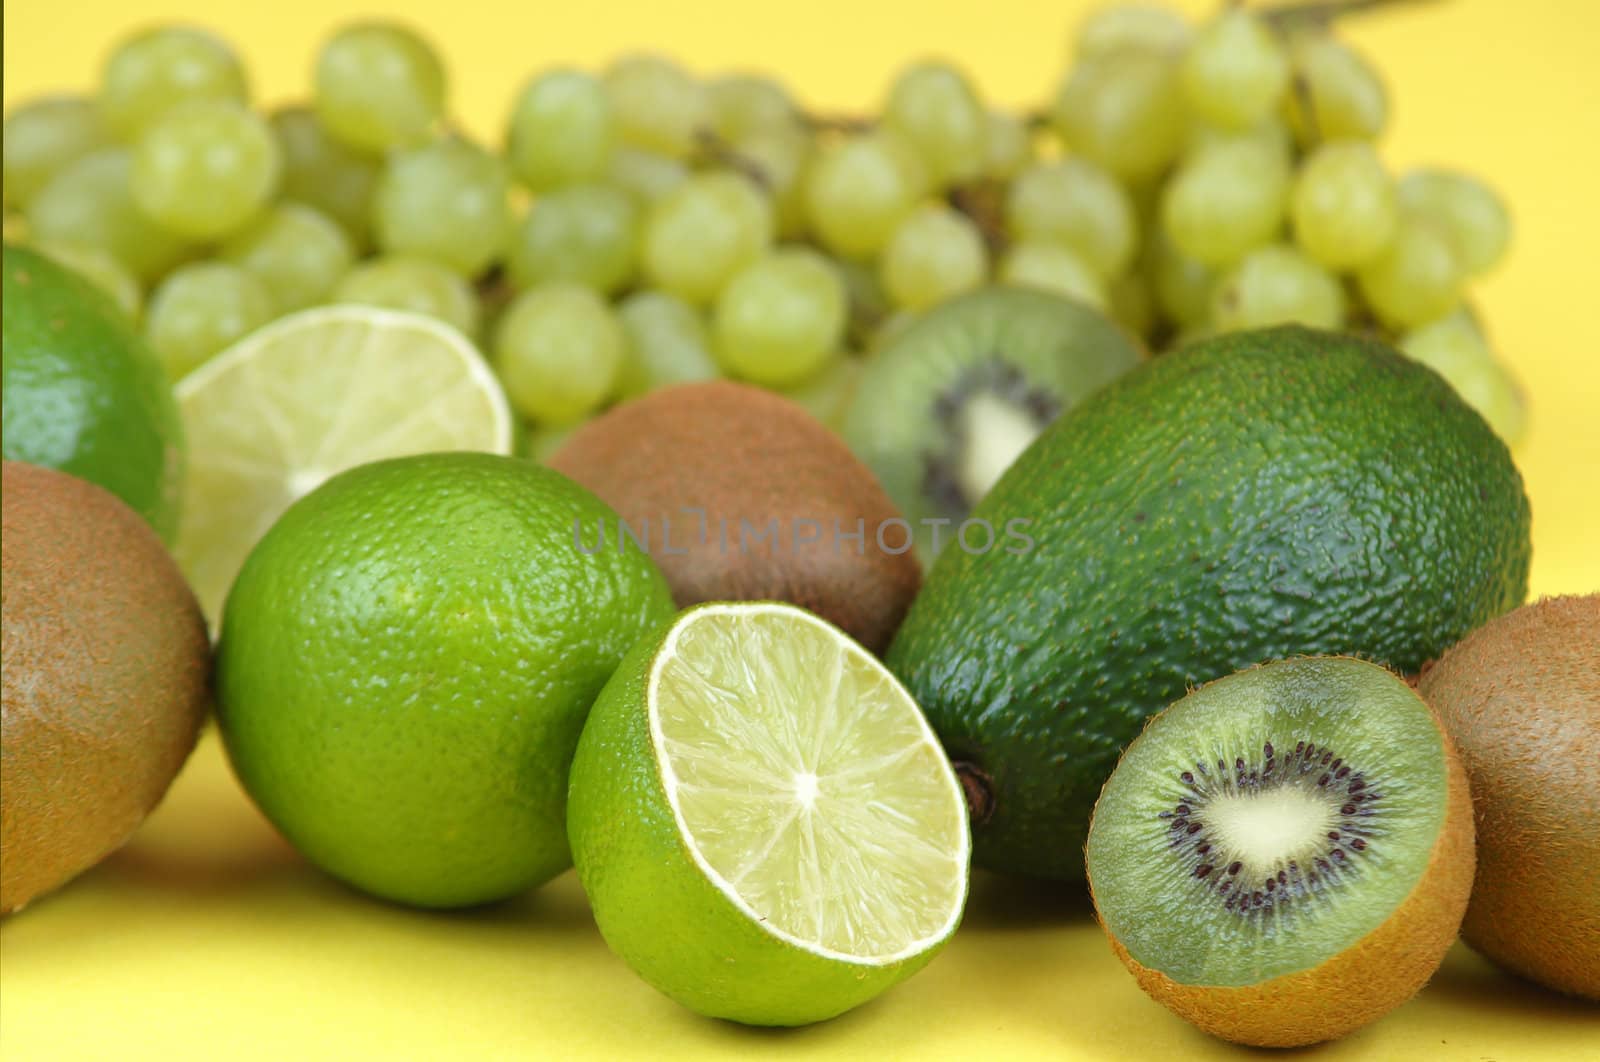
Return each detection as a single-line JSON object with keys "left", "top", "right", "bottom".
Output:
{"left": 1087, "top": 657, "right": 1449, "bottom": 988}
{"left": 842, "top": 286, "right": 1142, "bottom": 555}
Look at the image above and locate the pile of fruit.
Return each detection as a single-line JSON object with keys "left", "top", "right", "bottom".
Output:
{"left": 3, "top": 1, "right": 1595, "bottom": 1053}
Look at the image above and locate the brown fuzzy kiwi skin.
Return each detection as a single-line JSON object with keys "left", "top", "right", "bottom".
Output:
{"left": 549, "top": 381, "right": 921, "bottom": 655}
{"left": 1, "top": 462, "right": 211, "bottom": 914}
{"left": 1418, "top": 594, "right": 1600, "bottom": 1000}
{"left": 1089, "top": 675, "right": 1477, "bottom": 1048}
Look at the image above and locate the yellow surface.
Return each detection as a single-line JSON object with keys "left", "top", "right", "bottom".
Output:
{"left": 3, "top": 0, "right": 1598, "bottom": 1058}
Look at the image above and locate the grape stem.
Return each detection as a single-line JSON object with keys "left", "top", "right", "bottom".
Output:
{"left": 946, "top": 181, "right": 1009, "bottom": 259}
{"left": 1256, "top": 0, "right": 1446, "bottom": 28}
{"left": 692, "top": 129, "right": 773, "bottom": 191}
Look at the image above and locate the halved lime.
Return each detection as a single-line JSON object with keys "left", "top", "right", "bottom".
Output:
{"left": 173, "top": 306, "right": 512, "bottom": 621}
{"left": 568, "top": 601, "right": 971, "bottom": 1026}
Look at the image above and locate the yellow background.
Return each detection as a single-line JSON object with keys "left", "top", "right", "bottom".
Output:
{"left": 3, "top": 0, "right": 1597, "bottom": 1058}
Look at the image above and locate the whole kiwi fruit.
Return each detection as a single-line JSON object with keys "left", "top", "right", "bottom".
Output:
{"left": 1418, "top": 594, "right": 1600, "bottom": 999}
{"left": 1, "top": 461, "right": 210, "bottom": 913}
{"left": 550, "top": 381, "right": 919, "bottom": 654}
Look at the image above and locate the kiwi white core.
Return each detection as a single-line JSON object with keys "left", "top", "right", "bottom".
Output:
{"left": 1207, "top": 788, "right": 1339, "bottom": 879}
{"left": 958, "top": 393, "right": 1043, "bottom": 503}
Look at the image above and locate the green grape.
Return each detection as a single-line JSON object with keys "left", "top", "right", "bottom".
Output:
{"left": 879, "top": 205, "right": 988, "bottom": 311}
{"left": 1180, "top": 10, "right": 1290, "bottom": 131}
{"left": 1161, "top": 136, "right": 1290, "bottom": 267}
{"left": 1400, "top": 313, "right": 1527, "bottom": 445}
{"left": 616, "top": 290, "right": 721, "bottom": 398}
{"left": 803, "top": 132, "right": 925, "bottom": 259}
{"left": 1398, "top": 169, "right": 1511, "bottom": 276}
{"left": 1184, "top": 116, "right": 1293, "bottom": 161}
{"left": 220, "top": 202, "right": 353, "bottom": 311}
{"left": 506, "top": 70, "right": 615, "bottom": 193}
{"left": 521, "top": 421, "right": 580, "bottom": 464}
{"left": 641, "top": 170, "right": 774, "bottom": 304}
{"left": 492, "top": 282, "right": 627, "bottom": 425}
{"left": 782, "top": 354, "right": 861, "bottom": 431}
{"left": 732, "top": 127, "right": 812, "bottom": 238}
{"left": 1291, "top": 139, "right": 1397, "bottom": 270}
{"left": 1210, "top": 244, "right": 1346, "bottom": 331}
{"left": 873, "top": 309, "right": 921, "bottom": 352}
{"left": 831, "top": 257, "right": 892, "bottom": 348}
{"left": 508, "top": 183, "right": 639, "bottom": 294}
{"left": 607, "top": 147, "right": 690, "bottom": 204}
{"left": 1052, "top": 51, "right": 1185, "bottom": 182}
{"left": 712, "top": 248, "right": 846, "bottom": 387}
{"left": 603, "top": 54, "right": 709, "bottom": 159}
{"left": 981, "top": 110, "right": 1034, "bottom": 180}
{"left": 1167, "top": 321, "right": 1214, "bottom": 353}
{"left": 882, "top": 61, "right": 987, "bottom": 187}
{"left": 3, "top": 97, "right": 111, "bottom": 211}
{"left": 1146, "top": 228, "right": 1216, "bottom": 329}
{"left": 270, "top": 106, "right": 382, "bottom": 250}
{"left": 25, "top": 148, "right": 193, "bottom": 282}
{"left": 1284, "top": 34, "right": 1388, "bottom": 145}
{"left": 332, "top": 254, "right": 479, "bottom": 337}
{"left": 314, "top": 22, "right": 445, "bottom": 153}
{"left": 99, "top": 25, "right": 248, "bottom": 140}
{"left": 1356, "top": 213, "right": 1465, "bottom": 329}
{"left": 33, "top": 240, "right": 143, "bottom": 321}
{"left": 131, "top": 100, "right": 281, "bottom": 240}
{"left": 374, "top": 138, "right": 511, "bottom": 276}
{"left": 708, "top": 74, "right": 799, "bottom": 142}
{"left": 999, "top": 242, "right": 1108, "bottom": 310}
{"left": 145, "top": 261, "right": 274, "bottom": 379}
{"left": 1006, "top": 158, "right": 1137, "bottom": 279}
{"left": 1074, "top": 5, "right": 1193, "bottom": 61}
{"left": 1108, "top": 271, "right": 1155, "bottom": 339}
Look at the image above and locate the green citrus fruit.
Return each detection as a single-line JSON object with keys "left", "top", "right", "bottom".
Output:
{"left": 1, "top": 243, "right": 183, "bottom": 540}
{"left": 172, "top": 305, "right": 514, "bottom": 623}
{"left": 568, "top": 601, "right": 971, "bottom": 1025}
{"left": 215, "top": 452, "right": 674, "bottom": 908}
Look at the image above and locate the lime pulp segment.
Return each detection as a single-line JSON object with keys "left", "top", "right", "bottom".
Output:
{"left": 650, "top": 604, "right": 970, "bottom": 963}
{"left": 173, "top": 305, "right": 512, "bottom": 620}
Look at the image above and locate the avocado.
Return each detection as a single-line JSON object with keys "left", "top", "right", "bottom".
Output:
{"left": 887, "top": 326, "right": 1530, "bottom": 881}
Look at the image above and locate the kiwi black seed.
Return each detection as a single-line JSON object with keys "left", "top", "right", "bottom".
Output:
{"left": 1155, "top": 738, "right": 1382, "bottom": 917}
{"left": 1086, "top": 656, "right": 1474, "bottom": 1048}
{"left": 842, "top": 286, "right": 1142, "bottom": 562}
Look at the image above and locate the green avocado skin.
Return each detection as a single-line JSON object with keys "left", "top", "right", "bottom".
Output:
{"left": 887, "top": 326, "right": 1531, "bottom": 881}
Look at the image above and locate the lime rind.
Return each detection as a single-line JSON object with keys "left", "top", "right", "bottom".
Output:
{"left": 649, "top": 602, "right": 970, "bottom": 966}
{"left": 569, "top": 601, "right": 970, "bottom": 1025}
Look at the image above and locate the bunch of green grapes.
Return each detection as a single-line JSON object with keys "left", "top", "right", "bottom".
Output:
{"left": 0, "top": 3, "right": 1525, "bottom": 448}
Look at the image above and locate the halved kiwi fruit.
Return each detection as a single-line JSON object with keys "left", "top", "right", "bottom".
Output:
{"left": 841, "top": 286, "right": 1142, "bottom": 561}
{"left": 1086, "top": 656, "right": 1474, "bottom": 1048}
{"left": 1419, "top": 594, "right": 1600, "bottom": 1000}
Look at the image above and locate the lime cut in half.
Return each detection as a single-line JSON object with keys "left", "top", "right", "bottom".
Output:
{"left": 173, "top": 306, "right": 512, "bottom": 621}
{"left": 568, "top": 601, "right": 971, "bottom": 1026}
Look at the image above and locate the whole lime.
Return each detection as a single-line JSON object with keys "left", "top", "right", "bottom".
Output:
{"left": 214, "top": 452, "right": 675, "bottom": 907}
{"left": 1, "top": 243, "right": 184, "bottom": 541}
